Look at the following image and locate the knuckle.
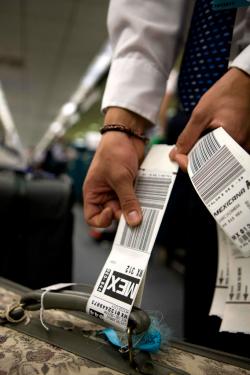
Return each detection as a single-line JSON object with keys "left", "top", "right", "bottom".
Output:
{"left": 121, "top": 195, "right": 138, "bottom": 211}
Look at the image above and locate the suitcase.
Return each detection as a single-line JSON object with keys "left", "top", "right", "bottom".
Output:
{"left": 0, "top": 171, "right": 73, "bottom": 288}
{"left": 0, "top": 277, "right": 249, "bottom": 375}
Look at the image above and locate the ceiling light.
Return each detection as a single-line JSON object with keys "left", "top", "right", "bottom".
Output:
{"left": 61, "top": 102, "right": 77, "bottom": 117}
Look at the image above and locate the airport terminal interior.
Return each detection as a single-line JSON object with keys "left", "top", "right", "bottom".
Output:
{"left": 0, "top": 0, "right": 183, "bottom": 331}
{"left": 0, "top": 0, "right": 249, "bottom": 372}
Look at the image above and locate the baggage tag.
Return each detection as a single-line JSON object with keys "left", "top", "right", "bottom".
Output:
{"left": 188, "top": 127, "right": 250, "bottom": 256}
{"left": 209, "top": 226, "right": 230, "bottom": 318}
{"left": 220, "top": 230, "right": 250, "bottom": 333}
{"left": 188, "top": 128, "right": 250, "bottom": 333}
{"left": 86, "top": 145, "right": 178, "bottom": 331}
{"left": 212, "top": 0, "right": 250, "bottom": 10}
{"left": 210, "top": 225, "right": 250, "bottom": 333}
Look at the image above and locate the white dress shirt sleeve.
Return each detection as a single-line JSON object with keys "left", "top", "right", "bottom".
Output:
{"left": 229, "top": 7, "right": 250, "bottom": 76}
{"left": 102, "top": 1, "right": 250, "bottom": 125}
{"left": 230, "top": 45, "right": 250, "bottom": 76}
{"left": 102, "top": 0, "right": 188, "bottom": 125}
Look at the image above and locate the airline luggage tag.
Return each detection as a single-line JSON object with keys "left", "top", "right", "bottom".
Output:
{"left": 188, "top": 128, "right": 250, "bottom": 334}
{"left": 86, "top": 145, "right": 178, "bottom": 331}
{"left": 188, "top": 127, "right": 250, "bottom": 256}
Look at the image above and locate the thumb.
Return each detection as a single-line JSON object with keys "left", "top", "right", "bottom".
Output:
{"left": 115, "top": 180, "right": 142, "bottom": 227}
{"left": 175, "top": 110, "right": 209, "bottom": 155}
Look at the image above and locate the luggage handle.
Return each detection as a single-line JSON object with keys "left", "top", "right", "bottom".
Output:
{"left": 4, "top": 287, "right": 151, "bottom": 335}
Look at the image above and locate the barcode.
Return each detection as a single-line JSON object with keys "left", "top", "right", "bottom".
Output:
{"left": 135, "top": 175, "right": 172, "bottom": 209}
{"left": 191, "top": 145, "right": 245, "bottom": 204}
{"left": 119, "top": 208, "right": 159, "bottom": 252}
{"left": 190, "top": 132, "right": 221, "bottom": 174}
{"left": 239, "top": 231, "right": 250, "bottom": 244}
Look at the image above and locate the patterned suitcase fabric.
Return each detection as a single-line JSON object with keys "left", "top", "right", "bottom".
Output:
{"left": 0, "top": 283, "right": 250, "bottom": 375}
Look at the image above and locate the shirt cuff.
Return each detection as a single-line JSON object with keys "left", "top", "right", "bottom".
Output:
{"left": 102, "top": 55, "right": 167, "bottom": 125}
{"left": 229, "top": 45, "right": 250, "bottom": 76}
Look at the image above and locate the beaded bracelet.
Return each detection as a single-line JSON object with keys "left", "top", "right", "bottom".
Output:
{"left": 100, "top": 123, "right": 149, "bottom": 143}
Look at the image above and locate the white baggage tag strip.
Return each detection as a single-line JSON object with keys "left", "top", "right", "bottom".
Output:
{"left": 209, "top": 226, "right": 230, "bottom": 318}
{"left": 188, "top": 128, "right": 250, "bottom": 333}
{"left": 187, "top": 127, "right": 250, "bottom": 256}
{"left": 210, "top": 226, "right": 250, "bottom": 332}
{"left": 220, "top": 235, "right": 250, "bottom": 333}
{"left": 86, "top": 145, "right": 178, "bottom": 331}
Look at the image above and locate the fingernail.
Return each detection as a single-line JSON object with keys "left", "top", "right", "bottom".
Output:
{"left": 127, "top": 210, "right": 140, "bottom": 225}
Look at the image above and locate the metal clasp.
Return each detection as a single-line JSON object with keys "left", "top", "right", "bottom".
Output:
{"left": 118, "top": 326, "right": 135, "bottom": 367}
{"left": 127, "top": 326, "right": 134, "bottom": 366}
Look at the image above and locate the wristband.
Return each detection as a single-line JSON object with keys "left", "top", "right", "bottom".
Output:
{"left": 100, "top": 123, "right": 149, "bottom": 143}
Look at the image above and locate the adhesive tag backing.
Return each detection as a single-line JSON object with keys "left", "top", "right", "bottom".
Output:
{"left": 220, "top": 231, "right": 250, "bottom": 333}
{"left": 209, "top": 226, "right": 230, "bottom": 318}
{"left": 210, "top": 226, "right": 250, "bottom": 333}
{"left": 86, "top": 145, "right": 178, "bottom": 331}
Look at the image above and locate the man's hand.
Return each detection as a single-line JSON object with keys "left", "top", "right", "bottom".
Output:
{"left": 170, "top": 67, "right": 250, "bottom": 170}
{"left": 83, "top": 130, "right": 145, "bottom": 228}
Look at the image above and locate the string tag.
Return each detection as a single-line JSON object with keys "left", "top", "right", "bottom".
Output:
{"left": 40, "top": 283, "right": 76, "bottom": 331}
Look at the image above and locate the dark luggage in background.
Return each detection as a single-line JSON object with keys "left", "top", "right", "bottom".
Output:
{"left": 0, "top": 277, "right": 249, "bottom": 375}
{"left": 67, "top": 145, "right": 95, "bottom": 203}
{"left": 0, "top": 171, "right": 73, "bottom": 288}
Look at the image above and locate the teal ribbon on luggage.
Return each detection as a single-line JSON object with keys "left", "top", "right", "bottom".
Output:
{"left": 101, "top": 326, "right": 161, "bottom": 353}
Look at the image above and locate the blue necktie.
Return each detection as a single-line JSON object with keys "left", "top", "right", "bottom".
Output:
{"left": 178, "top": 0, "right": 236, "bottom": 113}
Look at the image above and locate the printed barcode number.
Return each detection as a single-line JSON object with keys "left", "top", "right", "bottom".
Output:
{"left": 135, "top": 174, "right": 172, "bottom": 209}
{"left": 190, "top": 132, "right": 221, "bottom": 174}
{"left": 239, "top": 231, "right": 250, "bottom": 244}
{"left": 191, "top": 145, "right": 245, "bottom": 204}
{"left": 120, "top": 208, "right": 159, "bottom": 252}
